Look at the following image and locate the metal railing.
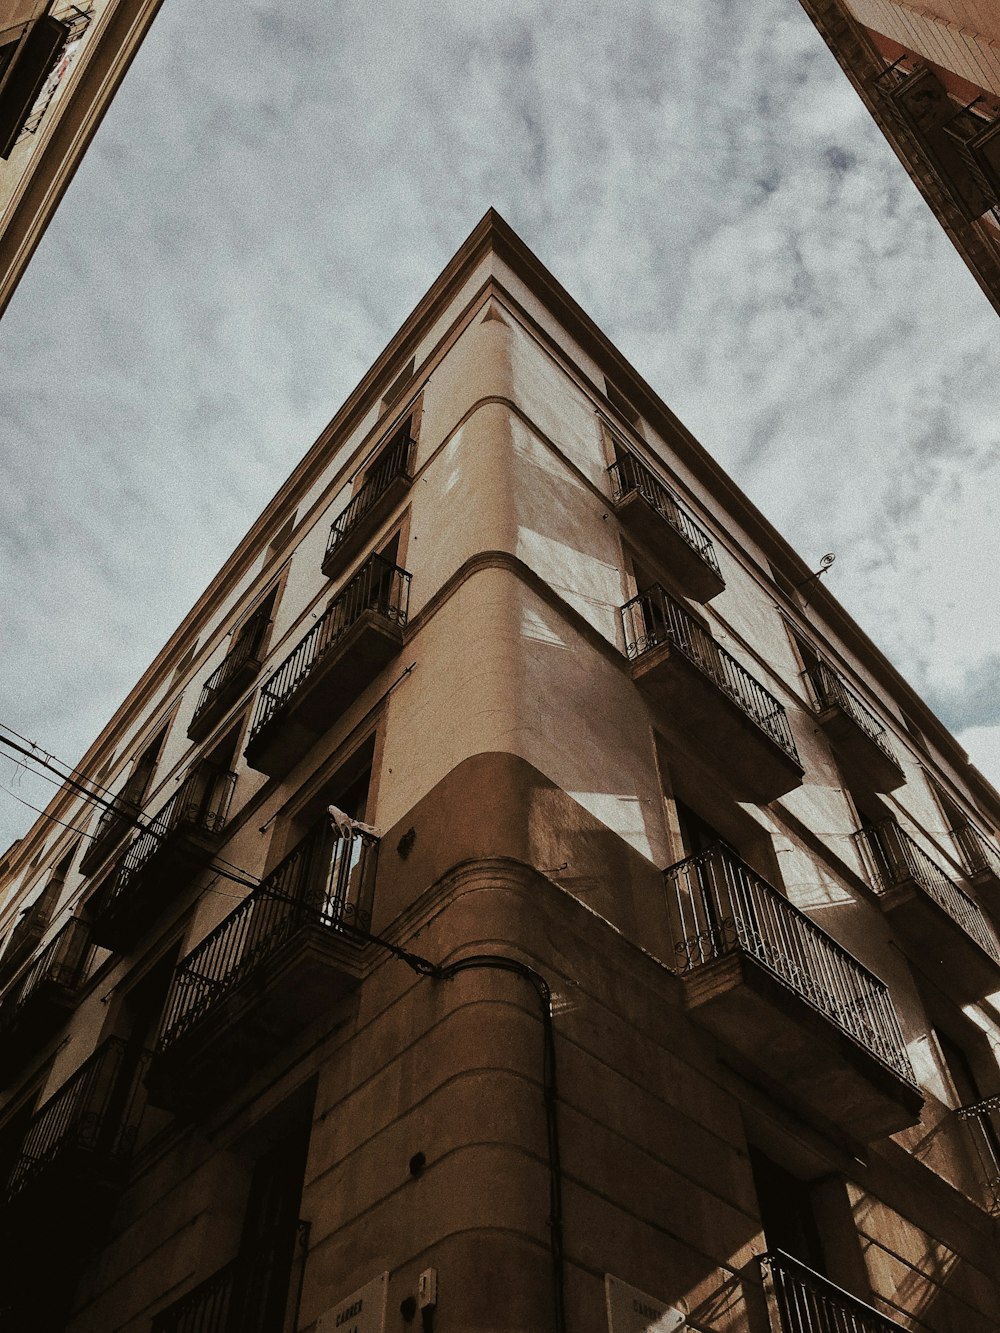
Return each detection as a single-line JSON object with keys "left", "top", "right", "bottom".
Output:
{"left": 150, "top": 1221, "right": 306, "bottom": 1333}
{"left": 191, "top": 632, "right": 265, "bottom": 731}
{"left": 954, "top": 824, "right": 1000, "bottom": 881}
{"left": 854, "top": 821, "right": 1000, "bottom": 966}
{"left": 325, "top": 427, "right": 414, "bottom": 561}
{"left": 760, "top": 1251, "right": 904, "bottom": 1333}
{"left": 665, "top": 845, "right": 915, "bottom": 1084}
{"left": 4, "top": 1037, "right": 150, "bottom": 1205}
{"left": 96, "top": 763, "right": 236, "bottom": 919}
{"left": 607, "top": 454, "right": 721, "bottom": 576}
{"left": 158, "top": 822, "right": 376, "bottom": 1054}
{"left": 956, "top": 1094, "right": 1000, "bottom": 1212}
{"left": 80, "top": 795, "right": 141, "bottom": 874}
{"left": 249, "top": 553, "right": 410, "bottom": 743}
{"left": 872, "top": 62, "right": 1000, "bottom": 225}
{"left": 151, "top": 1253, "right": 244, "bottom": 1333}
{"left": 0, "top": 917, "right": 93, "bottom": 1033}
{"left": 804, "top": 662, "right": 898, "bottom": 765}
{"left": 622, "top": 584, "right": 799, "bottom": 763}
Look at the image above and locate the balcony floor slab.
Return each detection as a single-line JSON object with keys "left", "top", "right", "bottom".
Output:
{"left": 631, "top": 644, "right": 802, "bottom": 802}
{"left": 682, "top": 951, "right": 923, "bottom": 1142}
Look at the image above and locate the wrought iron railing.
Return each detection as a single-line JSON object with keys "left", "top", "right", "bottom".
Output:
{"left": 79, "top": 794, "right": 141, "bottom": 875}
{"left": 249, "top": 553, "right": 410, "bottom": 743}
{"left": 0, "top": 916, "right": 93, "bottom": 1034}
{"left": 151, "top": 1252, "right": 244, "bottom": 1333}
{"left": 325, "top": 427, "right": 414, "bottom": 562}
{"left": 854, "top": 821, "right": 1000, "bottom": 965}
{"left": 96, "top": 763, "right": 236, "bottom": 920}
{"left": 665, "top": 845, "right": 915, "bottom": 1083}
{"left": 191, "top": 633, "right": 265, "bottom": 732}
{"left": 150, "top": 1221, "right": 307, "bottom": 1333}
{"left": 956, "top": 1094, "right": 1000, "bottom": 1212}
{"left": 872, "top": 61, "right": 1000, "bottom": 225}
{"left": 940, "top": 102, "right": 1000, "bottom": 221}
{"left": 804, "top": 662, "right": 898, "bottom": 764}
{"left": 607, "top": 454, "right": 721, "bottom": 576}
{"left": 622, "top": 584, "right": 799, "bottom": 762}
{"left": 4, "top": 1037, "right": 149, "bottom": 1205}
{"left": 157, "top": 822, "right": 376, "bottom": 1054}
{"left": 954, "top": 824, "right": 1000, "bottom": 882}
{"left": 760, "top": 1251, "right": 904, "bottom": 1333}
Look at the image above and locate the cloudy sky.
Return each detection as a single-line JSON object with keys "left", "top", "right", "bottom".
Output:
{"left": 1, "top": 0, "right": 998, "bottom": 854}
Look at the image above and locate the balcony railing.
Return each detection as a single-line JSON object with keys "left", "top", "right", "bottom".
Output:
{"left": 79, "top": 795, "right": 141, "bottom": 876}
{"left": 760, "top": 1251, "right": 904, "bottom": 1333}
{"left": 92, "top": 763, "right": 236, "bottom": 946}
{"left": 151, "top": 1253, "right": 246, "bottom": 1333}
{"left": 804, "top": 662, "right": 897, "bottom": 763}
{"left": 954, "top": 824, "right": 1000, "bottom": 884}
{"left": 109, "top": 762, "right": 234, "bottom": 889}
{"left": 622, "top": 585, "right": 799, "bottom": 763}
{"left": 956, "top": 1094, "right": 1000, "bottom": 1212}
{"left": 854, "top": 821, "right": 1000, "bottom": 966}
{"left": 249, "top": 552, "right": 410, "bottom": 747}
{"left": 0, "top": 916, "right": 93, "bottom": 1036}
{"left": 873, "top": 63, "right": 1000, "bottom": 224}
{"left": 189, "top": 633, "right": 265, "bottom": 737}
{"left": 325, "top": 427, "right": 414, "bottom": 564}
{"left": 151, "top": 1222, "right": 307, "bottom": 1333}
{"left": 607, "top": 454, "right": 721, "bottom": 576}
{"left": 157, "top": 822, "right": 376, "bottom": 1056}
{"left": 4, "top": 1036, "right": 149, "bottom": 1207}
{"left": 665, "top": 845, "right": 915, "bottom": 1084}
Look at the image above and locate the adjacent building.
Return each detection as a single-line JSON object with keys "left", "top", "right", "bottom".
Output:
{"left": 1, "top": 210, "right": 1000, "bottom": 1333}
{"left": 798, "top": 1, "right": 1000, "bottom": 313}
{"left": 0, "top": 0, "right": 165, "bottom": 317}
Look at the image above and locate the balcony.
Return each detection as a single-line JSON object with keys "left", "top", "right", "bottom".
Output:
{"left": 855, "top": 822, "right": 1000, "bottom": 1005}
{"left": 1, "top": 1037, "right": 149, "bottom": 1238}
{"left": 188, "top": 637, "right": 264, "bottom": 743}
{"left": 956, "top": 1095, "right": 1000, "bottom": 1213}
{"left": 759, "top": 1251, "right": 905, "bottom": 1333}
{"left": 90, "top": 762, "right": 236, "bottom": 953}
{"left": 954, "top": 824, "right": 1000, "bottom": 894}
{"left": 146, "top": 822, "right": 376, "bottom": 1116}
{"left": 874, "top": 64, "right": 999, "bottom": 223}
{"left": 321, "top": 425, "right": 414, "bottom": 580}
{"left": 245, "top": 553, "right": 410, "bottom": 779}
{"left": 150, "top": 1222, "right": 307, "bottom": 1333}
{"left": 666, "top": 845, "right": 921, "bottom": 1140}
{"left": 607, "top": 454, "right": 724, "bottom": 602}
{"left": 804, "top": 662, "right": 903, "bottom": 795}
{"left": 623, "top": 586, "right": 803, "bottom": 802}
{"left": 78, "top": 796, "right": 140, "bottom": 877}
{"left": 0, "top": 918, "right": 93, "bottom": 1081}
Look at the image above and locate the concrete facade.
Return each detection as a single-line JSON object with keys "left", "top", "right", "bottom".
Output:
{"left": 1, "top": 211, "right": 1000, "bottom": 1333}
{"left": 797, "top": 0, "right": 1000, "bottom": 314}
{"left": 0, "top": 0, "right": 164, "bottom": 317}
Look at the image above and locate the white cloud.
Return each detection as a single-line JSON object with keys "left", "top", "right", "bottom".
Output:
{"left": 0, "top": 0, "right": 998, "bottom": 854}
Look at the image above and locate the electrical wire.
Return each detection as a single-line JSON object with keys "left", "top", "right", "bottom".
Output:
{"left": 1, "top": 720, "right": 567, "bottom": 1328}
{"left": 0, "top": 781, "right": 93, "bottom": 839}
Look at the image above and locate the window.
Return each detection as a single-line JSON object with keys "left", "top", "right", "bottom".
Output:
{"left": 750, "top": 1146, "right": 827, "bottom": 1274}
{"left": 231, "top": 585, "right": 279, "bottom": 666}
{"left": 380, "top": 356, "right": 415, "bottom": 411}
{"left": 604, "top": 379, "right": 641, "bottom": 430}
{"left": 80, "top": 725, "right": 169, "bottom": 875}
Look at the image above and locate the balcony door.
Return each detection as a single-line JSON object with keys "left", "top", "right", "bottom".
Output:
{"left": 749, "top": 1147, "right": 826, "bottom": 1276}
{"left": 236, "top": 1124, "right": 310, "bottom": 1333}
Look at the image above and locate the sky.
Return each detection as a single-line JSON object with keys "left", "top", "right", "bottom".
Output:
{"left": 0, "top": 0, "right": 998, "bottom": 856}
